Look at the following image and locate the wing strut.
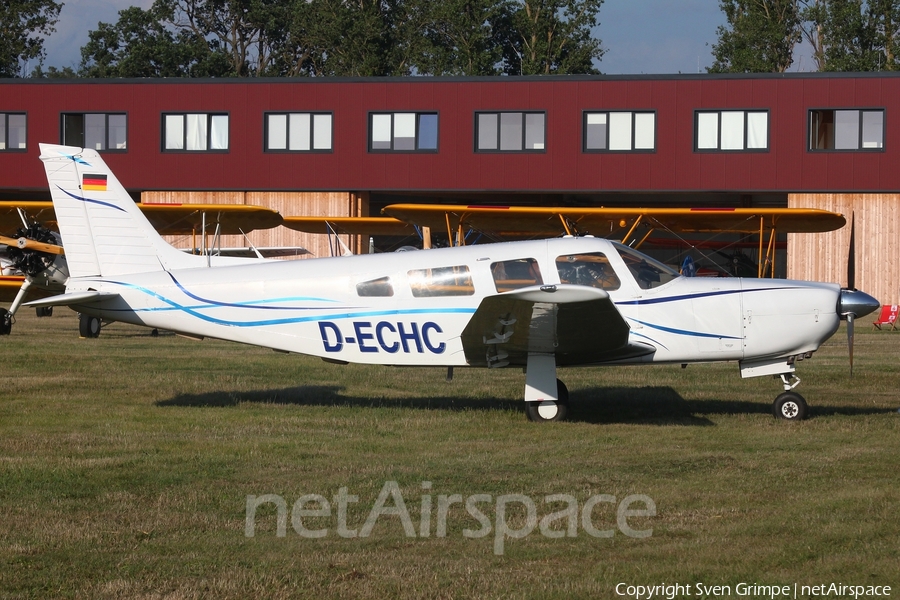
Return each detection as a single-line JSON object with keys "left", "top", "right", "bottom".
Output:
{"left": 621, "top": 215, "right": 644, "bottom": 245}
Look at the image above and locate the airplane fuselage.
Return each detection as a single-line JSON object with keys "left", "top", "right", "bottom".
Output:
{"left": 64, "top": 237, "right": 841, "bottom": 371}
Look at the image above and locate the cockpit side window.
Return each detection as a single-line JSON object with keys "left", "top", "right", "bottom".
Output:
{"left": 613, "top": 242, "right": 680, "bottom": 290}
{"left": 555, "top": 253, "right": 621, "bottom": 290}
{"left": 357, "top": 276, "right": 394, "bottom": 297}
{"left": 408, "top": 266, "right": 475, "bottom": 297}
{"left": 491, "top": 258, "right": 543, "bottom": 292}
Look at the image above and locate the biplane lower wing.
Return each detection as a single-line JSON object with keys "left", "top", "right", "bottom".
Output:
{"left": 282, "top": 216, "right": 415, "bottom": 236}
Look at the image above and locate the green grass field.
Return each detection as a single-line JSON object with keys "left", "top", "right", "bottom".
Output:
{"left": 1, "top": 310, "right": 898, "bottom": 599}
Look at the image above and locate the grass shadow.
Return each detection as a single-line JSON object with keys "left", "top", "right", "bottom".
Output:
{"left": 568, "top": 386, "right": 719, "bottom": 425}
{"left": 157, "top": 385, "right": 521, "bottom": 413}
{"left": 159, "top": 384, "right": 898, "bottom": 425}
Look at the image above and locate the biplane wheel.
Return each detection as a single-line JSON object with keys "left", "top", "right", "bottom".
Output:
{"left": 35, "top": 306, "right": 53, "bottom": 317}
{"left": 0, "top": 309, "right": 11, "bottom": 335}
{"left": 525, "top": 380, "right": 570, "bottom": 422}
{"left": 773, "top": 391, "right": 808, "bottom": 421}
{"left": 79, "top": 314, "right": 101, "bottom": 338}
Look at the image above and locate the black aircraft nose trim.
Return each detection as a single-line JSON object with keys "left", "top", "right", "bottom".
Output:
{"left": 839, "top": 289, "right": 881, "bottom": 319}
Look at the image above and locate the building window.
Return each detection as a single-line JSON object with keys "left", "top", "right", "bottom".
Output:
{"left": 266, "top": 112, "right": 332, "bottom": 152}
{"left": 475, "top": 111, "right": 545, "bottom": 152}
{"left": 809, "top": 109, "right": 884, "bottom": 150}
{"left": 369, "top": 112, "right": 438, "bottom": 152}
{"left": 163, "top": 113, "right": 229, "bottom": 152}
{"left": 695, "top": 110, "right": 768, "bottom": 151}
{"left": 584, "top": 111, "right": 655, "bottom": 152}
{"left": 62, "top": 113, "right": 127, "bottom": 151}
{"left": 0, "top": 113, "right": 27, "bottom": 151}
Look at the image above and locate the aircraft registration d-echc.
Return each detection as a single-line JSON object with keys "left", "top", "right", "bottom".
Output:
{"left": 28, "top": 143, "right": 880, "bottom": 422}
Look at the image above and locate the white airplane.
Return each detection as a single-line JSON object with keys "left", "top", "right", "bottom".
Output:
{"left": 27, "top": 143, "right": 880, "bottom": 422}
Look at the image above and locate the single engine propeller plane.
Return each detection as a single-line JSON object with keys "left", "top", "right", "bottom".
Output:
{"left": 26, "top": 144, "right": 880, "bottom": 422}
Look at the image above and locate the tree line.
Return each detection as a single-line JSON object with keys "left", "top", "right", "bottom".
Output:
{"left": 710, "top": 0, "right": 900, "bottom": 72}
{"left": 3, "top": 0, "right": 604, "bottom": 78}
{"left": 4, "top": 0, "right": 900, "bottom": 78}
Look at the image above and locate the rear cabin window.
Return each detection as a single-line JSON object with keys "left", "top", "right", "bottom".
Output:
{"left": 408, "top": 266, "right": 475, "bottom": 297}
{"left": 491, "top": 258, "right": 543, "bottom": 292}
{"left": 555, "top": 253, "right": 621, "bottom": 290}
{"left": 357, "top": 276, "right": 394, "bottom": 297}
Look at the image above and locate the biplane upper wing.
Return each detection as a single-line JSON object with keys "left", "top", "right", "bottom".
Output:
{"left": 1, "top": 201, "right": 283, "bottom": 236}
{"left": 139, "top": 203, "right": 283, "bottom": 235}
{"left": 381, "top": 204, "right": 847, "bottom": 239}
{"left": 461, "top": 285, "right": 655, "bottom": 368}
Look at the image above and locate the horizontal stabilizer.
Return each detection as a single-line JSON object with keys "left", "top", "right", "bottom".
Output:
{"left": 23, "top": 291, "right": 118, "bottom": 308}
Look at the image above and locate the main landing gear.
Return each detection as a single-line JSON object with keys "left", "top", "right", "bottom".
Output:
{"left": 525, "top": 379, "right": 569, "bottom": 422}
{"left": 772, "top": 374, "right": 808, "bottom": 421}
{"left": 78, "top": 313, "right": 102, "bottom": 338}
{"left": 523, "top": 353, "right": 571, "bottom": 422}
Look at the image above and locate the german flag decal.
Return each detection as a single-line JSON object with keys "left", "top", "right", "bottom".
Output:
{"left": 82, "top": 173, "right": 107, "bottom": 191}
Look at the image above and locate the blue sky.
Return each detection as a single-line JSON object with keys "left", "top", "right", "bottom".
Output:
{"left": 41, "top": 0, "right": 738, "bottom": 75}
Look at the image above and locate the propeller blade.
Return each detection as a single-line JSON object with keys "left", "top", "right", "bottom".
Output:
{"left": 839, "top": 288, "right": 879, "bottom": 378}
{"left": 0, "top": 234, "right": 65, "bottom": 256}
{"left": 847, "top": 212, "right": 856, "bottom": 290}
{"left": 847, "top": 313, "right": 855, "bottom": 378}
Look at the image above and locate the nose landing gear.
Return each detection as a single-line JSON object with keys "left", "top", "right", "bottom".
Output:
{"left": 773, "top": 373, "right": 808, "bottom": 420}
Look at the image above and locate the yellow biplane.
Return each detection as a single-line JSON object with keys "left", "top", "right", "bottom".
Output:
{"left": 285, "top": 203, "right": 846, "bottom": 279}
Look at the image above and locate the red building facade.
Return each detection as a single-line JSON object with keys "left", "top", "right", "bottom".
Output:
{"left": 1, "top": 74, "right": 898, "bottom": 302}
{"left": 1, "top": 74, "right": 897, "bottom": 196}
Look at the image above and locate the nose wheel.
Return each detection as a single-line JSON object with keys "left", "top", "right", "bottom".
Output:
{"left": 773, "top": 391, "right": 808, "bottom": 421}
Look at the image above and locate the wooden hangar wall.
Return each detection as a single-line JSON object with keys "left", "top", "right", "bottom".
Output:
{"left": 788, "top": 193, "right": 900, "bottom": 306}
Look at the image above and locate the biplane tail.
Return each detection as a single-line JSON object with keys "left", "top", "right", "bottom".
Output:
{"left": 39, "top": 143, "right": 201, "bottom": 278}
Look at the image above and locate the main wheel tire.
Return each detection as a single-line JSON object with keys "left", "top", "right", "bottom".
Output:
{"left": 79, "top": 314, "right": 101, "bottom": 338}
{"left": 773, "top": 391, "right": 808, "bottom": 421}
{"left": 0, "top": 309, "right": 11, "bottom": 335}
{"left": 525, "top": 379, "right": 570, "bottom": 422}
{"left": 35, "top": 306, "right": 53, "bottom": 317}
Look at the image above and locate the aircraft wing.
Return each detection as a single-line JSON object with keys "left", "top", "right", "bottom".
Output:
{"left": 139, "top": 203, "right": 283, "bottom": 235}
{"left": 382, "top": 204, "right": 846, "bottom": 239}
{"left": 2, "top": 201, "right": 283, "bottom": 236}
{"left": 461, "top": 284, "right": 655, "bottom": 368}
{"left": 283, "top": 216, "right": 415, "bottom": 236}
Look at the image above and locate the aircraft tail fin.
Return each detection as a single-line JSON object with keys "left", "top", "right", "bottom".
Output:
{"left": 39, "top": 144, "right": 202, "bottom": 277}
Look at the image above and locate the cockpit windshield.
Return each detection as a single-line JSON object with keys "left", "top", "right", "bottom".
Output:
{"left": 613, "top": 242, "right": 680, "bottom": 290}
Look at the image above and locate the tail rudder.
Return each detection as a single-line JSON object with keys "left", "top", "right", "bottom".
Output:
{"left": 39, "top": 143, "right": 199, "bottom": 277}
